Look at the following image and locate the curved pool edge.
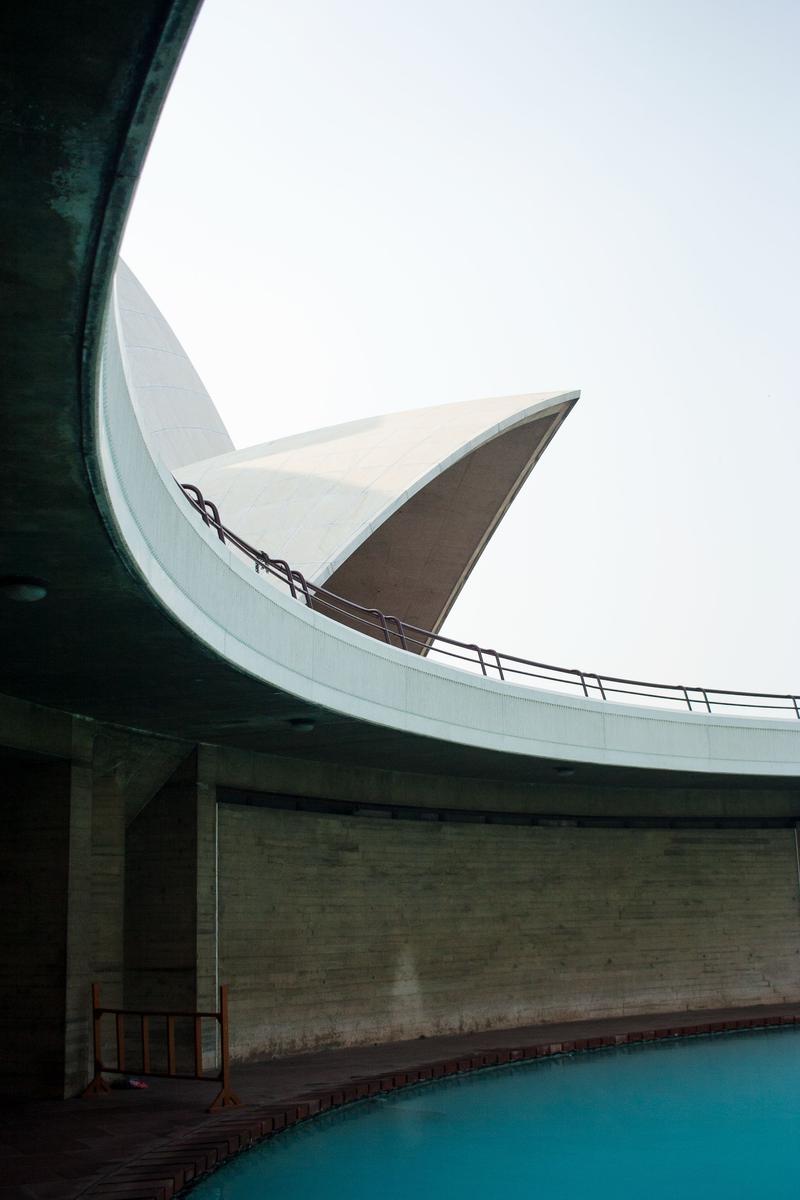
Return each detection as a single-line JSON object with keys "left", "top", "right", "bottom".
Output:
{"left": 78, "top": 1001, "right": 800, "bottom": 1200}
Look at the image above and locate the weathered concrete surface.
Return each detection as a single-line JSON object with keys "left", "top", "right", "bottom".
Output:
{"left": 219, "top": 804, "right": 800, "bottom": 1058}
{"left": 124, "top": 748, "right": 217, "bottom": 1067}
{"left": 0, "top": 759, "right": 75, "bottom": 1097}
{"left": 0, "top": 698, "right": 191, "bottom": 1098}
{"left": 215, "top": 742, "right": 800, "bottom": 820}
{"left": 0, "top": 720, "right": 97, "bottom": 1098}
{"left": 1, "top": 690, "right": 798, "bottom": 1101}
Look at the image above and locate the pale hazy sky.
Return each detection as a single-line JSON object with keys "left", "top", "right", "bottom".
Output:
{"left": 122, "top": 0, "right": 800, "bottom": 696}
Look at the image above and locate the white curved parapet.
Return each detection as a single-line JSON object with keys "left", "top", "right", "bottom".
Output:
{"left": 98, "top": 262, "right": 800, "bottom": 778}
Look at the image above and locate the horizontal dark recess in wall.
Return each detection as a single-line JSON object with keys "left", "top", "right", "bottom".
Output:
{"left": 216, "top": 787, "right": 798, "bottom": 831}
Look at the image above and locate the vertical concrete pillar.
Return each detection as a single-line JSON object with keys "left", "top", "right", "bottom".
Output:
{"left": 196, "top": 745, "right": 219, "bottom": 1014}
{"left": 90, "top": 750, "right": 126, "bottom": 1004}
{"left": 62, "top": 720, "right": 95, "bottom": 1098}
{"left": 0, "top": 696, "right": 195, "bottom": 1099}
{"left": 86, "top": 730, "right": 135, "bottom": 1074}
{"left": 0, "top": 757, "right": 71, "bottom": 1096}
{"left": 197, "top": 746, "right": 219, "bottom": 1066}
{"left": 0, "top": 716, "right": 96, "bottom": 1099}
{"left": 124, "top": 748, "right": 218, "bottom": 1040}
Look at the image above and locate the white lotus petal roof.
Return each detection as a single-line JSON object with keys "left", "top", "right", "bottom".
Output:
{"left": 116, "top": 260, "right": 577, "bottom": 635}
{"left": 184, "top": 393, "right": 575, "bottom": 579}
{"left": 115, "top": 260, "right": 234, "bottom": 469}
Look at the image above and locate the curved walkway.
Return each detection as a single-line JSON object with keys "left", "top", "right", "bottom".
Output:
{"left": 8, "top": 1002, "right": 800, "bottom": 1200}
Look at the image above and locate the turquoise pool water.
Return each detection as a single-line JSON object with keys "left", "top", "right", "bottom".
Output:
{"left": 193, "top": 1029, "right": 800, "bottom": 1199}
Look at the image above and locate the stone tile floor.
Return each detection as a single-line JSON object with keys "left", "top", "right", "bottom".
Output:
{"left": 5, "top": 1001, "right": 799, "bottom": 1200}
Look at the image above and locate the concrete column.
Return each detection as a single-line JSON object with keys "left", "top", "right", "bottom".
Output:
{"left": 197, "top": 745, "right": 219, "bottom": 1066}
{"left": 85, "top": 729, "right": 142, "bottom": 1077}
{"left": 63, "top": 720, "right": 95, "bottom": 1098}
{"left": 124, "top": 748, "right": 218, "bottom": 1066}
{"left": 0, "top": 715, "right": 96, "bottom": 1099}
{"left": 197, "top": 744, "right": 219, "bottom": 1013}
{"left": 0, "top": 757, "right": 72, "bottom": 1097}
{"left": 0, "top": 695, "right": 212, "bottom": 1097}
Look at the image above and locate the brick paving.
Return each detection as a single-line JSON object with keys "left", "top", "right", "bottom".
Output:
{"left": 4, "top": 1001, "right": 800, "bottom": 1200}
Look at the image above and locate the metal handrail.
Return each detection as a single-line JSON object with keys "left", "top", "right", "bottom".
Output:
{"left": 178, "top": 482, "right": 800, "bottom": 720}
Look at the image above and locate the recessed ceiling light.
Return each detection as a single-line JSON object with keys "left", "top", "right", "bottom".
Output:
{"left": 0, "top": 576, "right": 48, "bottom": 602}
{"left": 554, "top": 765, "right": 575, "bottom": 777}
{"left": 288, "top": 716, "right": 315, "bottom": 732}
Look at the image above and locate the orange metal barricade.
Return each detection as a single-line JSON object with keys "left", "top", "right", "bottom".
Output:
{"left": 82, "top": 982, "right": 241, "bottom": 1111}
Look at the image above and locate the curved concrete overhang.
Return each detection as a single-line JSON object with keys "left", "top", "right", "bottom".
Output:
{"left": 97, "top": 273, "right": 800, "bottom": 784}
{"left": 3, "top": 0, "right": 800, "bottom": 794}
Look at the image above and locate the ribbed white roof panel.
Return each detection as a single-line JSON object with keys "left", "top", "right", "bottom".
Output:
{"left": 114, "top": 260, "right": 234, "bottom": 469}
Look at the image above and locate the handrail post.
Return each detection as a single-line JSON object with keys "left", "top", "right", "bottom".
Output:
{"left": 682, "top": 687, "right": 693, "bottom": 712}
{"left": 293, "top": 571, "right": 314, "bottom": 608}
{"left": 267, "top": 559, "right": 295, "bottom": 598}
{"left": 203, "top": 499, "right": 226, "bottom": 544}
{"left": 280, "top": 561, "right": 297, "bottom": 599}
{"left": 372, "top": 610, "right": 391, "bottom": 644}
{"left": 180, "top": 483, "right": 210, "bottom": 526}
{"left": 577, "top": 671, "right": 589, "bottom": 698}
{"left": 387, "top": 616, "right": 408, "bottom": 650}
{"left": 701, "top": 688, "right": 712, "bottom": 714}
{"left": 792, "top": 696, "right": 800, "bottom": 720}
{"left": 594, "top": 674, "right": 607, "bottom": 700}
{"left": 466, "top": 645, "right": 487, "bottom": 676}
{"left": 209, "top": 985, "right": 242, "bottom": 1111}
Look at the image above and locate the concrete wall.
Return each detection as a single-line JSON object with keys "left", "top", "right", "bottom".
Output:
{"left": 124, "top": 749, "right": 218, "bottom": 1072}
{"left": 125, "top": 767, "right": 200, "bottom": 1013}
{"left": 125, "top": 750, "right": 216, "bottom": 1015}
{"left": 219, "top": 803, "right": 800, "bottom": 1059}
{"left": 0, "top": 743, "right": 96, "bottom": 1100}
{"left": 1, "top": 687, "right": 799, "bottom": 1098}
{"left": 0, "top": 761, "right": 72, "bottom": 1095}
